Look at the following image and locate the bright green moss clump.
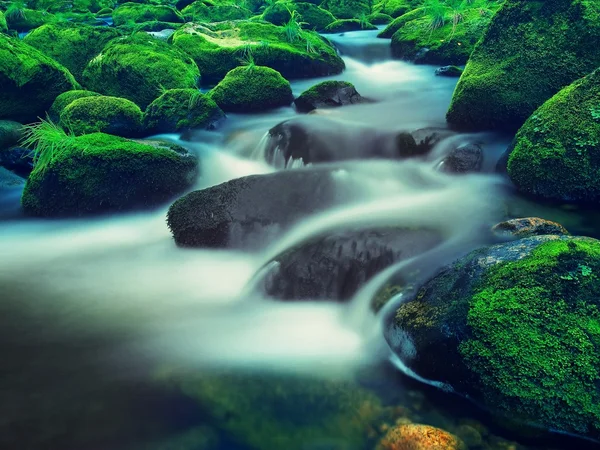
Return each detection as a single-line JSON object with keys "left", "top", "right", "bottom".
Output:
{"left": 461, "top": 239, "right": 600, "bottom": 437}
{"left": 82, "top": 33, "right": 200, "bottom": 109}
{"left": 447, "top": 0, "right": 600, "bottom": 131}
{"left": 181, "top": 1, "right": 252, "bottom": 22}
{"left": 323, "top": 19, "right": 377, "bottom": 33}
{"left": 112, "top": 2, "right": 183, "bottom": 26}
{"left": 0, "top": 11, "right": 8, "bottom": 34}
{"left": 209, "top": 66, "right": 293, "bottom": 113}
{"left": 0, "top": 35, "right": 78, "bottom": 123}
{"left": 59, "top": 95, "right": 143, "bottom": 137}
{"left": 22, "top": 131, "right": 198, "bottom": 217}
{"left": 48, "top": 90, "right": 101, "bottom": 122}
{"left": 262, "top": 2, "right": 335, "bottom": 31}
{"left": 23, "top": 23, "right": 120, "bottom": 81}
{"left": 144, "top": 89, "right": 225, "bottom": 133}
{"left": 373, "top": 0, "right": 419, "bottom": 18}
{"left": 171, "top": 21, "right": 344, "bottom": 84}
{"left": 508, "top": 70, "right": 600, "bottom": 203}
{"left": 320, "top": 0, "right": 371, "bottom": 19}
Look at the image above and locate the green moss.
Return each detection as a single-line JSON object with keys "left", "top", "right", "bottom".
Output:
{"left": 320, "top": 0, "right": 371, "bottom": 19}
{"left": 0, "top": 35, "right": 78, "bottom": 123}
{"left": 5, "top": 8, "right": 55, "bottom": 32}
{"left": 0, "top": 120, "right": 24, "bottom": 151}
{"left": 367, "top": 12, "right": 393, "bottom": 24}
{"left": 460, "top": 239, "right": 600, "bottom": 436}
{"left": 390, "top": 3, "right": 499, "bottom": 65}
{"left": 181, "top": 1, "right": 252, "bottom": 22}
{"left": 73, "top": 0, "right": 116, "bottom": 14}
{"left": 144, "top": 88, "right": 225, "bottom": 133}
{"left": 507, "top": 70, "right": 600, "bottom": 203}
{"left": 209, "top": 65, "right": 293, "bottom": 113}
{"left": 373, "top": 0, "right": 419, "bottom": 18}
{"left": 23, "top": 23, "right": 120, "bottom": 81}
{"left": 0, "top": 11, "right": 8, "bottom": 34}
{"left": 21, "top": 131, "right": 197, "bottom": 217}
{"left": 263, "top": 2, "right": 335, "bottom": 31}
{"left": 160, "top": 369, "right": 384, "bottom": 450}
{"left": 323, "top": 18, "right": 377, "bottom": 33}
{"left": 294, "top": 80, "right": 358, "bottom": 112}
{"left": 48, "top": 90, "right": 101, "bottom": 122}
{"left": 59, "top": 95, "right": 143, "bottom": 137}
{"left": 112, "top": 2, "right": 183, "bottom": 26}
{"left": 171, "top": 21, "right": 344, "bottom": 84}
{"left": 82, "top": 33, "right": 200, "bottom": 109}
{"left": 447, "top": 0, "right": 600, "bottom": 131}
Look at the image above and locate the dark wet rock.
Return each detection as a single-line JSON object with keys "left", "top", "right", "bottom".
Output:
{"left": 167, "top": 168, "right": 353, "bottom": 249}
{"left": 435, "top": 65, "right": 463, "bottom": 77}
{"left": 410, "top": 128, "right": 456, "bottom": 155}
{"left": 261, "top": 116, "right": 421, "bottom": 167}
{"left": 258, "top": 228, "right": 442, "bottom": 302}
{"left": 0, "top": 166, "right": 25, "bottom": 188}
{"left": 385, "top": 235, "right": 600, "bottom": 441}
{"left": 492, "top": 217, "right": 569, "bottom": 239}
{"left": 294, "top": 81, "right": 368, "bottom": 113}
{"left": 0, "top": 121, "right": 24, "bottom": 151}
{"left": 0, "top": 147, "right": 33, "bottom": 178}
{"left": 439, "top": 143, "right": 483, "bottom": 174}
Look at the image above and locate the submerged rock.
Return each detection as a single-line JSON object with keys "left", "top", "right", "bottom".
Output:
{"left": 167, "top": 168, "right": 351, "bottom": 248}
{"left": 446, "top": 0, "right": 600, "bottom": 131}
{"left": 171, "top": 22, "right": 344, "bottom": 85}
{"left": 0, "top": 35, "right": 78, "bottom": 123}
{"left": 261, "top": 116, "right": 421, "bottom": 167}
{"left": 376, "top": 424, "right": 465, "bottom": 450}
{"left": 438, "top": 143, "right": 483, "bottom": 174}
{"left": 22, "top": 132, "right": 197, "bottom": 217}
{"left": 209, "top": 66, "right": 293, "bottom": 113}
{"left": 82, "top": 33, "right": 200, "bottom": 109}
{"left": 508, "top": 69, "right": 600, "bottom": 203}
{"left": 435, "top": 66, "right": 463, "bottom": 77}
{"left": 385, "top": 235, "right": 600, "bottom": 441}
{"left": 294, "top": 80, "right": 367, "bottom": 113}
{"left": 258, "top": 228, "right": 442, "bottom": 302}
{"left": 492, "top": 218, "right": 569, "bottom": 239}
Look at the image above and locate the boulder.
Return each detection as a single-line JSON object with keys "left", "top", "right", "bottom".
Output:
{"left": 257, "top": 228, "right": 442, "bottom": 301}
{"left": 320, "top": 0, "right": 371, "bottom": 19}
{"left": 260, "top": 116, "right": 421, "bottom": 167}
{"left": 0, "top": 147, "right": 33, "bottom": 178}
{"left": 171, "top": 21, "right": 344, "bottom": 84}
{"left": 22, "top": 131, "right": 197, "bottom": 217}
{"left": 167, "top": 168, "right": 354, "bottom": 248}
{"left": 23, "top": 23, "right": 120, "bottom": 80}
{"left": 262, "top": 2, "right": 336, "bottom": 31}
{"left": 491, "top": 218, "right": 569, "bottom": 239}
{"left": 385, "top": 235, "right": 600, "bottom": 441}
{"left": 112, "top": 3, "right": 183, "bottom": 26}
{"left": 5, "top": 8, "right": 54, "bottom": 32}
{"left": 144, "top": 89, "right": 225, "bottom": 134}
{"left": 180, "top": 1, "right": 252, "bottom": 22}
{"left": 376, "top": 424, "right": 465, "bottom": 450}
{"left": 209, "top": 66, "right": 293, "bottom": 113}
{"left": 0, "top": 35, "right": 78, "bottom": 123}
{"left": 294, "top": 80, "right": 366, "bottom": 113}
{"left": 508, "top": 69, "right": 600, "bottom": 203}
{"left": 446, "top": 0, "right": 600, "bottom": 131}
{"left": 82, "top": 33, "right": 200, "bottom": 109}
{"left": 435, "top": 65, "right": 463, "bottom": 77}
{"left": 0, "top": 120, "right": 24, "bottom": 151}
{"left": 59, "top": 95, "right": 143, "bottom": 137}
{"left": 48, "top": 90, "right": 101, "bottom": 123}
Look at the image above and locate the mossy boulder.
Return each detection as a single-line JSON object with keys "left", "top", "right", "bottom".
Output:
{"left": 22, "top": 132, "right": 198, "bottom": 217}
{"left": 161, "top": 370, "right": 384, "bottom": 450}
{"left": 23, "top": 23, "right": 120, "bottom": 81}
{"left": 181, "top": 1, "right": 252, "bottom": 22}
{"left": 144, "top": 89, "right": 225, "bottom": 133}
{"left": 373, "top": 0, "right": 419, "bottom": 18}
{"left": 367, "top": 12, "right": 393, "bottom": 24}
{"left": 262, "top": 2, "right": 335, "bottom": 31}
{"left": 446, "top": 0, "right": 600, "bottom": 132}
{"left": 0, "top": 11, "right": 8, "bottom": 33}
{"left": 112, "top": 2, "right": 183, "bottom": 26}
{"left": 507, "top": 69, "right": 600, "bottom": 203}
{"left": 82, "top": 33, "right": 200, "bottom": 109}
{"left": 294, "top": 80, "right": 366, "bottom": 113}
{"left": 171, "top": 21, "right": 344, "bottom": 85}
{"left": 0, "top": 35, "right": 78, "bottom": 123}
{"left": 209, "top": 66, "right": 293, "bottom": 113}
{"left": 59, "top": 95, "right": 143, "bottom": 137}
{"left": 0, "top": 120, "right": 24, "bottom": 151}
{"left": 389, "top": 5, "right": 497, "bottom": 66}
{"left": 48, "top": 90, "right": 101, "bottom": 122}
{"left": 5, "top": 8, "right": 55, "bottom": 32}
{"left": 385, "top": 235, "right": 600, "bottom": 440}
{"left": 73, "top": 0, "right": 116, "bottom": 14}
{"left": 323, "top": 18, "right": 377, "bottom": 33}
{"left": 321, "top": 0, "right": 371, "bottom": 19}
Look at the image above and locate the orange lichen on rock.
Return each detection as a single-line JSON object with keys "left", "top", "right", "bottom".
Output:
{"left": 376, "top": 424, "right": 465, "bottom": 450}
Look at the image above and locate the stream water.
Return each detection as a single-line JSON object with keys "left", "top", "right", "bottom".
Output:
{"left": 1, "top": 29, "right": 599, "bottom": 450}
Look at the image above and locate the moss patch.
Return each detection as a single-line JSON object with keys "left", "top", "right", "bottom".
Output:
{"left": 112, "top": 2, "right": 183, "bottom": 26}
{"left": 0, "top": 11, "right": 8, "bottom": 34}
{"left": 144, "top": 88, "right": 225, "bottom": 133}
{"left": 23, "top": 22, "right": 120, "bottom": 81}
{"left": 446, "top": 0, "right": 600, "bottom": 131}
{"left": 508, "top": 69, "right": 600, "bottom": 203}
{"left": 321, "top": 0, "right": 371, "bottom": 19}
{"left": 323, "top": 18, "right": 377, "bottom": 33}
{"left": 82, "top": 33, "right": 200, "bottom": 109}
{"left": 49, "top": 90, "right": 101, "bottom": 122}
{"left": 5, "top": 8, "right": 55, "bottom": 32}
{"left": 181, "top": 1, "right": 252, "bottom": 22}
